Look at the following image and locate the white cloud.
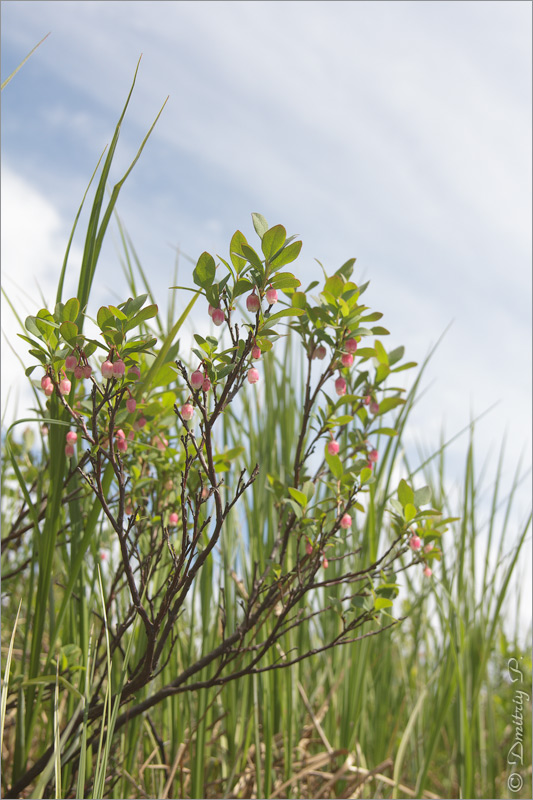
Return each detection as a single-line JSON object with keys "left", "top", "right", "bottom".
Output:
{"left": 1, "top": 166, "right": 81, "bottom": 424}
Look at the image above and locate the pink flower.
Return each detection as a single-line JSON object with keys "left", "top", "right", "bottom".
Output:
{"left": 335, "top": 377, "right": 347, "bottom": 396}
{"left": 409, "top": 535, "right": 422, "bottom": 551}
{"left": 345, "top": 338, "right": 358, "bottom": 354}
{"left": 191, "top": 369, "right": 204, "bottom": 389}
{"left": 313, "top": 344, "right": 327, "bottom": 360}
{"left": 169, "top": 512, "right": 179, "bottom": 526}
{"left": 370, "top": 401, "right": 380, "bottom": 415}
{"left": 305, "top": 539, "right": 313, "bottom": 555}
{"left": 113, "top": 360, "right": 125, "bottom": 377}
{"left": 66, "top": 431, "right": 78, "bottom": 444}
{"left": 341, "top": 353, "right": 354, "bottom": 368}
{"left": 65, "top": 354, "right": 77, "bottom": 372}
{"left": 74, "top": 365, "right": 84, "bottom": 380}
{"left": 65, "top": 443, "right": 75, "bottom": 458}
{"left": 252, "top": 345, "right": 261, "bottom": 360}
{"left": 207, "top": 304, "right": 215, "bottom": 317}
{"left": 322, "top": 556, "right": 329, "bottom": 569}
{"left": 212, "top": 308, "right": 225, "bottom": 326}
{"left": 59, "top": 378, "right": 71, "bottom": 395}
{"left": 137, "top": 416, "right": 147, "bottom": 428}
{"left": 423, "top": 566, "right": 433, "bottom": 577}
{"left": 128, "top": 365, "right": 141, "bottom": 380}
{"left": 368, "top": 449, "right": 378, "bottom": 463}
{"left": 41, "top": 375, "right": 51, "bottom": 390}
{"left": 424, "top": 543, "right": 432, "bottom": 554}
{"left": 101, "top": 360, "right": 114, "bottom": 380}
{"left": 340, "top": 513, "right": 352, "bottom": 529}
{"left": 126, "top": 397, "right": 137, "bottom": 413}
{"left": 83, "top": 365, "right": 93, "bottom": 379}
{"left": 116, "top": 438, "right": 128, "bottom": 453}
{"left": 247, "top": 368, "right": 260, "bottom": 384}
{"left": 327, "top": 440, "right": 340, "bottom": 456}
{"left": 202, "top": 377, "right": 211, "bottom": 391}
{"left": 363, "top": 395, "right": 371, "bottom": 406}
{"left": 181, "top": 403, "right": 194, "bottom": 421}
{"left": 246, "top": 292, "right": 260, "bottom": 313}
{"left": 266, "top": 286, "right": 278, "bottom": 304}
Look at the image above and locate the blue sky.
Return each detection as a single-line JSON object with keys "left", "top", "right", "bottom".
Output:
{"left": 1, "top": 0, "right": 532, "bottom": 547}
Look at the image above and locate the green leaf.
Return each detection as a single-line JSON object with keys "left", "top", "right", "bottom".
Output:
{"left": 63, "top": 298, "right": 80, "bottom": 323}
{"left": 233, "top": 277, "right": 254, "bottom": 298}
{"left": 336, "top": 258, "right": 356, "bottom": 281}
{"left": 108, "top": 305, "right": 128, "bottom": 321}
{"left": 205, "top": 284, "right": 221, "bottom": 309}
{"left": 28, "top": 348, "right": 48, "bottom": 364}
{"left": 18, "top": 332, "right": 47, "bottom": 351}
{"left": 97, "top": 306, "right": 115, "bottom": 330}
{"left": 222, "top": 446, "right": 244, "bottom": 460}
{"left": 398, "top": 479, "right": 414, "bottom": 507}
{"left": 291, "top": 292, "right": 307, "bottom": 309}
{"left": 302, "top": 481, "right": 315, "bottom": 501}
{"left": 361, "top": 311, "right": 383, "bottom": 322}
{"left": 126, "top": 304, "right": 158, "bottom": 330}
{"left": 355, "top": 347, "right": 376, "bottom": 360}
{"left": 25, "top": 316, "right": 42, "bottom": 339}
{"left": 388, "top": 345, "right": 405, "bottom": 366}
{"left": 270, "top": 240, "right": 302, "bottom": 268}
{"left": 371, "top": 326, "right": 390, "bottom": 336}
{"left": 376, "top": 396, "right": 405, "bottom": 414}
{"left": 285, "top": 498, "right": 303, "bottom": 519}
{"left": 254, "top": 337, "right": 273, "bottom": 352}
{"left": 375, "top": 363, "right": 390, "bottom": 384}
{"left": 331, "top": 415, "right": 354, "bottom": 425}
{"left": 324, "top": 275, "right": 344, "bottom": 298}
{"left": 269, "top": 272, "right": 301, "bottom": 290}
{"left": 262, "top": 224, "right": 286, "bottom": 261}
{"left": 390, "top": 498, "right": 404, "bottom": 515}
{"left": 241, "top": 244, "right": 264, "bottom": 273}
{"left": 360, "top": 467, "right": 373, "bottom": 483}
{"left": 370, "top": 427, "right": 398, "bottom": 437}
{"left": 262, "top": 307, "right": 305, "bottom": 328}
{"left": 413, "top": 486, "right": 432, "bottom": 507}
{"left": 229, "top": 230, "right": 248, "bottom": 273}
{"left": 59, "top": 321, "right": 78, "bottom": 343}
{"left": 374, "top": 597, "right": 393, "bottom": 610}
{"left": 121, "top": 294, "right": 149, "bottom": 317}
{"left": 404, "top": 503, "right": 417, "bottom": 522}
{"left": 391, "top": 361, "right": 418, "bottom": 373}
{"left": 193, "top": 252, "right": 216, "bottom": 289}
{"left": 374, "top": 340, "right": 389, "bottom": 366}
{"left": 325, "top": 448, "right": 343, "bottom": 479}
{"left": 251, "top": 212, "right": 269, "bottom": 239}
{"left": 288, "top": 487, "right": 308, "bottom": 507}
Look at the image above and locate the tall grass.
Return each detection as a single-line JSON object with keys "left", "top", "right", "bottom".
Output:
{"left": 1, "top": 63, "right": 531, "bottom": 799}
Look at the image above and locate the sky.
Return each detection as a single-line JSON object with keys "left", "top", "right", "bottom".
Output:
{"left": 1, "top": 1, "right": 532, "bottom": 609}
